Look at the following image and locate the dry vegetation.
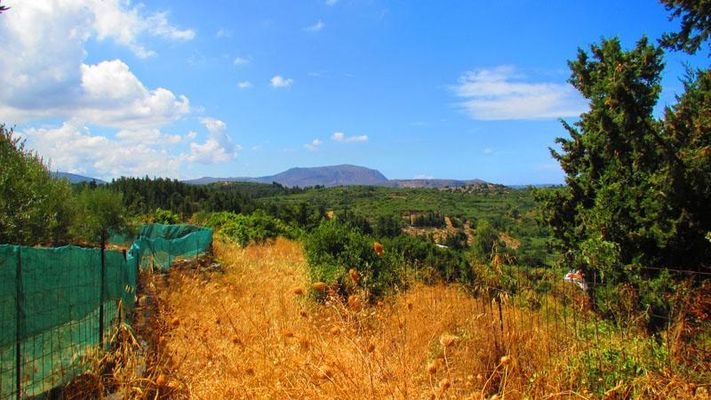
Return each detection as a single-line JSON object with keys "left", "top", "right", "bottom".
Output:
{"left": 136, "top": 239, "right": 708, "bottom": 399}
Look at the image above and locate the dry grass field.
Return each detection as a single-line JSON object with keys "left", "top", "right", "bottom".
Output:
{"left": 134, "top": 238, "right": 707, "bottom": 399}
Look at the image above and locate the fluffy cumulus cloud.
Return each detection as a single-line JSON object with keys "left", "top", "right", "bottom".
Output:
{"left": 0, "top": 0, "right": 193, "bottom": 124}
{"left": 452, "top": 66, "right": 586, "bottom": 120}
{"left": 270, "top": 75, "right": 294, "bottom": 88}
{"left": 187, "top": 118, "right": 238, "bottom": 164}
{"left": 0, "top": 0, "right": 242, "bottom": 178}
{"left": 20, "top": 120, "right": 184, "bottom": 177}
{"left": 331, "top": 131, "right": 368, "bottom": 142}
{"left": 237, "top": 81, "right": 253, "bottom": 89}
{"left": 79, "top": 60, "right": 190, "bottom": 129}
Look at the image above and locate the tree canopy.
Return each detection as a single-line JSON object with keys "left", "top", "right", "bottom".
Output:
{"left": 540, "top": 31, "right": 710, "bottom": 283}
{"left": 659, "top": 0, "right": 711, "bottom": 55}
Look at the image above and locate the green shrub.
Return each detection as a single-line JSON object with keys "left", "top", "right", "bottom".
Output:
{"left": 198, "top": 210, "right": 292, "bottom": 247}
{"left": 304, "top": 219, "right": 398, "bottom": 299}
{"left": 304, "top": 220, "right": 475, "bottom": 301}
{"left": 151, "top": 208, "right": 181, "bottom": 224}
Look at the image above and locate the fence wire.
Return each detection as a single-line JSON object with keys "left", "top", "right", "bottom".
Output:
{"left": 0, "top": 224, "right": 212, "bottom": 400}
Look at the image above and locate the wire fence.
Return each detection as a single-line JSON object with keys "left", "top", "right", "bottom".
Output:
{"left": 0, "top": 224, "right": 212, "bottom": 400}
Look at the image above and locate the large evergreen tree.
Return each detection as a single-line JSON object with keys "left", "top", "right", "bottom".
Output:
{"left": 660, "top": 0, "right": 711, "bottom": 55}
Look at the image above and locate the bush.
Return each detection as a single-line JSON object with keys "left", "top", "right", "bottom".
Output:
{"left": 151, "top": 208, "right": 181, "bottom": 224}
{"left": 304, "top": 219, "right": 399, "bottom": 299}
{"left": 304, "top": 220, "right": 475, "bottom": 301}
{"left": 199, "top": 210, "right": 292, "bottom": 247}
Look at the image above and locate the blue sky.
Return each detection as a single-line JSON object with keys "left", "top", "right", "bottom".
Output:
{"left": 0, "top": 0, "right": 705, "bottom": 184}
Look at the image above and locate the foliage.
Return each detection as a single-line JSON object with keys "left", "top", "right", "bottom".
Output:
{"left": 659, "top": 0, "right": 711, "bottom": 55}
{"left": 373, "top": 214, "right": 402, "bottom": 238}
{"left": 411, "top": 211, "right": 446, "bottom": 228}
{"left": 197, "top": 210, "right": 292, "bottom": 247}
{"left": 471, "top": 219, "right": 501, "bottom": 263}
{"left": 0, "top": 125, "right": 76, "bottom": 246}
{"left": 151, "top": 208, "right": 181, "bottom": 225}
{"left": 71, "top": 187, "right": 130, "bottom": 247}
{"left": 108, "top": 176, "right": 256, "bottom": 216}
{"left": 539, "top": 35, "right": 710, "bottom": 330}
{"left": 304, "top": 219, "right": 474, "bottom": 300}
{"left": 304, "top": 219, "right": 398, "bottom": 299}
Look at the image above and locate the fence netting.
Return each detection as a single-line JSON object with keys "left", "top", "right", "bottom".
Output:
{"left": 0, "top": 224, "right": 212, "bottom": 399}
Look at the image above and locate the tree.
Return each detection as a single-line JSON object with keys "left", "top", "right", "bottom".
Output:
{"left": 72, "top": 187, "right": 130, "bottom": 248}
{"left": 540, "top": 36, "right": 710, "bottom": 280}
{"left": 659, "top": 0, "right": 711, "bottom": 55}
{"left": 0, "top": 125, "right": 76, "bottom": 246}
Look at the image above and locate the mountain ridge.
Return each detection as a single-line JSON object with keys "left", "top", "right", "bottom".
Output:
{"left": 183, "top": 164, "right": 492, "bottom": 188}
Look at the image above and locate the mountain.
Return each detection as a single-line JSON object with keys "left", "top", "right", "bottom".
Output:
{"left": 53, "top": 172, "right": 106, "bottom": 184}
{"left": 185, "top": 165, "right": 491, "bottom": 188}
{"left": 185, "top": 164, "right": 388, "bottom": 187}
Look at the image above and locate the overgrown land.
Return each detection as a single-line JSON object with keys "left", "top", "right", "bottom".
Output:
{"left": 0, "top": 0, "right": 709, "bottom": 398}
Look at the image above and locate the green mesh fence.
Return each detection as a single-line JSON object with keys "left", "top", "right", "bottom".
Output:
{"left": 0, "top": 224, "right": 211, "bottom": 399}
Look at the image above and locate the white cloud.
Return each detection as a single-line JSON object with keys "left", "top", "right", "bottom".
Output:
{"left": 483, "top": 147, "right": 494, "bottom": 155}
{"left": 0, "top": 1, "right": 240, "bottom": 178}
{"left": 145, "top": 12, "right": 195, "bottom": 41}
{"left": 187, "top": 118, "right": 238, "bottom": 164}
{"left": 452, "top": 66, "right": 586, "bottom": 120}
{"left": 270, "top": 75, "right": 294, "bottom": 88}
{"left": 85, "top": 0, "right": 194, "bottom": 58}
{"left": 331, "top": 131, "right": 368, "bottom": 142}
{"left": 305, "top": 20, "right": 325, "bottom": 32}
{"left": 20, "top": 121, "right": 184, "bottom": 178}
{"left": 78, "top": 60, "right": 190, "bottom": 129}
{"left": 305, "top": 139, "right": 323, "bottom": 151}
{"left": 414, "top": 174, "right": 434, "bottom": 179}
{"left": 0, "top": 1, "right": 192, "bottom": 126}
{"left": 116, "top": 128, "right": 181, "bottom": 145}
{"left": 325, "top": 0, "right": 339, "bottom": 5}
{"left": 233, "top": 56, "right": 251, "bottom": 66}
{"left": 237, "top": 81, "right": 253, "bottom": 89}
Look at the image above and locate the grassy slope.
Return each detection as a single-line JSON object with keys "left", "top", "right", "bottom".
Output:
{"left": 152, "top": 239, "right": 705, "bottom": 399}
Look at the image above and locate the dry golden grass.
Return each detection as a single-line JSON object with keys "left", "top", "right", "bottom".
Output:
{"left": 151, "top": 239, "right": 706, "bottom": 399}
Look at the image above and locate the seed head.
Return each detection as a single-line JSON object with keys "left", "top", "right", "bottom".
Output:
{"left": 427, "top": 360, "right": 438, "bottom": 375}
{"left": 348, "top": 295, "right": 363, "bottom": 312}
{"left": 373, "top": 241, "right": 384, "bottom": 256}
{"left": 312, "top": 282, "right": 328, "bottom": 291}
{"left": 349, "top": 268, "right": 361, "bottom": 284}
{"left": 439, "top": 333, "right": 458, "bottom": 348}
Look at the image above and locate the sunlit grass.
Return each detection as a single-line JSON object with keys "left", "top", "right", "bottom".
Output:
{"left": 151, "top": 239, "right": 706, "bottom": 399}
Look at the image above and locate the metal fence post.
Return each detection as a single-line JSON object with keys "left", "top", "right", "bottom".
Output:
{"left": 15, "top": 247, "right": 23, "bottom": 400}
{"left": 99, "top": 237, "right": 106, "bottom": 349}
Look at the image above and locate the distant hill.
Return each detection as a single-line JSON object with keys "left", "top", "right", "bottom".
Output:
{"left": 387, "top": 178, "right": 488, "bottom": 189}
{"left": 184, "top": 164, "right": 492, "bottom": 188}
{"left": 53, "top": 172, "right": 106, "bottom": 184}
